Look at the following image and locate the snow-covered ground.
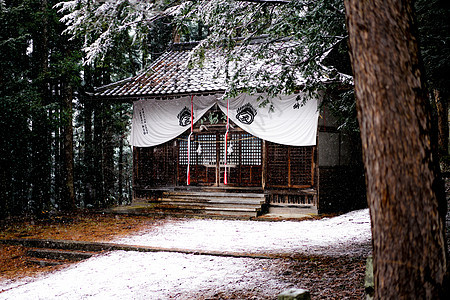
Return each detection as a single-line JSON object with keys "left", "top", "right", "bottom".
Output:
{"left": 0, "top": 209, "right": 371, "bottom": 299}
{"left": 1, "top": 252, "right": 289, "bottom": 299}
{"left": 115, "top": 208, "right": 371, "bottom": 257}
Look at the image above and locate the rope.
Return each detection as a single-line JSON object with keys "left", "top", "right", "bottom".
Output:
{"left": 187, "top": 95, "right": 194, "bottom": 185}
{"left": 177, "top": 136, "right": 259, "bottom": 143}
{"left": 224, "top": 97, "right": 229, "bottom": 185}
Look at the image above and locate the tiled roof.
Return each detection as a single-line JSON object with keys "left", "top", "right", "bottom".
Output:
{"left": 94, "top": 42, "right": 228, "bottom": 98}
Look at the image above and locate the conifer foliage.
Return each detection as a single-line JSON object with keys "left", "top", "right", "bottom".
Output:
{"left": 0, "top": 0, "right": 137, "bottom": 217}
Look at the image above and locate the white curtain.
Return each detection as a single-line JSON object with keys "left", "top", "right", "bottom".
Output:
{"left": 216, "top": 94, "right": 318, "bottom": 146}
{"left": 130, "top": 93, "right": 318, "bottom": 147}
{"left": 131, "top": 94, "right": 217, "bottom": 147}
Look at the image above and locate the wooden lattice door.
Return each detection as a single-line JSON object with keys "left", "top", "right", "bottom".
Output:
{"left": 178, "top": 133, "right": 218, "bottom": 186}
{"left": 177, "top": 131, "right": 263, "bottom": 187}
{"left": 222, "top": 132, "right": 262, "bottom": 186}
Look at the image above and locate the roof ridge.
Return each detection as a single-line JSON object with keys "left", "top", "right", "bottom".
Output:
{"left": 94, "top": 77, "right": 134, "bottom": 93}
{"left": 169, "top": 41, "right": 200, "bottom": 51}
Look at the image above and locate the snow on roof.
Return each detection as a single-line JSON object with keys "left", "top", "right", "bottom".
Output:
{"left": 94, "top": 42, "right": 229, "bottom": 98}
{"left": 93, "top": 39, "right": 308, "bottom": 99}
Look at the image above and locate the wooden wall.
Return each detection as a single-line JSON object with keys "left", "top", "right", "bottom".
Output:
{"left": 133, "top": 139, "right": 316, "bottom": 190}
{"left": 133, "top": 141, "right": 177, "bottom": 189}
{"left": 265, "top": 142, "right": 315, "bottom": 189}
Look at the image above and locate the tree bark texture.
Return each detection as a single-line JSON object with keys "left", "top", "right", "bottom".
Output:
{"left": 63, "top": 84, "right": 76, "bottom": 211}
{"left": 83, "top": 97, "right": 94, "bottom": 207}
{"left": 118, "top": 110, "right": 124, "bottom": 206}
{"left": 93, "top": 101, "right": 104, "bottom": 207}
{"left": 102, "top": 103, "right": 115, "bottom": 207}
{"left": 434, "top": 90, "right": 449, "bottom": 156}
{"left": 344, "top": 0, "right": 448, "bottom": 298}
{"left": 31, "top": 0, "right": 51, "bottom": 215}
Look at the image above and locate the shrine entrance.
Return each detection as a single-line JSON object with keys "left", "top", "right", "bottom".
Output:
{"left": 177, "top": 107, "right": 262, "bottom": 187}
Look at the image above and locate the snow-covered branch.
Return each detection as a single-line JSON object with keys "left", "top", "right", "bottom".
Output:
{"left": 236, "top": 0, "right": 291, "bottom": 4}
{"left": 55, "top": 0, "right": 178, "bottom": 65}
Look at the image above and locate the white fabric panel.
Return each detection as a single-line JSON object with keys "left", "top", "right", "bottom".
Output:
{"left": 131, "top": 93, "right": 318, "bottom": 147}
{"left": 217, "top": 94, "right": 318, "bottom": 146}
{"left": 130, "top": 95, "right": 217, "bottom": 147}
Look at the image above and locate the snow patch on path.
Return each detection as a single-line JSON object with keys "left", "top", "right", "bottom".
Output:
{"left": 0, "top": 252, "right": 289, "bottom": 300}
{"left": 114, "top": 209, "right": 371, "bottom": 256}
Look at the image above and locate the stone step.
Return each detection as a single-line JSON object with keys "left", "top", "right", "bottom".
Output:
{"left": 150, "top": 203, "right": 260, "bottom": 212}
{"left": 27, "top": 257, "right": 67, "bottom": 267}
{"left": 162, "top": 196, "right": 266, "bottom": 204}
{"left": 26, "top": 248, "right": 97, "bottom": 262}
{"left": 195, "top": 207, "right": 259, "bottom": 218}
{"left": 135, "top": 190, "right": 267, "bottom": 218}
{"left": 145, "top": 206, "right": 260, "bottom": 218}
{"left": 201, "top": 209, "right": 258, "bottom": 218}
{"left": 163, "top": 191, "right": 266, "bottom": 199}
{"left": 173, "top": 187, "right": 264, "bottom": 193}
{"left": 153, "top": 201, "right": 262, "bottom": 210}
{"left": 158, "top": 197, "right": 266, "bottom": 205}
{"left": 136, "top": 197, "right": 265, "bottom": 207}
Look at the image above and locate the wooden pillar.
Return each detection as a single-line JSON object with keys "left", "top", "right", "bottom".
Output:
{"left": 216, "top": 133, "right": 220, "bottom": 186}
{"left": 262, "top": 140, "right": 267, "bottom": 189}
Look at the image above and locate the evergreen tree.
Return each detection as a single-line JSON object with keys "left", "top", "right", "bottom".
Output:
{"left": 345, "top": 0, "right": 448, "bottom": 297}
{"left": 1, "top": 0, "right": 48, "bottom": 216}
{"left": 0, "top": 0, "right": 143, "bottom": 217}
{"left": 416, "top": 0, "right": 450, "bottom": 157}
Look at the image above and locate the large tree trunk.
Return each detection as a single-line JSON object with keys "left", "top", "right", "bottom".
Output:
{"left": 344, "top": 0, "right": 448, "bottom": 298}
{"left": 83, "top": 97, "right": 95, "bottom": 207}
{"left": 31, "top": 0, "right": 51, "bottom": 216}
{"left": 102, "top": 102, "right": 115, "bottom": 208}
{"left": 62, "top": 83, "right": 76, "bottom": 211}
{"left": 53, "top": 94, "right": 63, "bottom": 208}
{"left": 93, "top": 101, "right": 105, "bottom": 207}
{"left": 434, "top": 90, "right": 449, "bottom": 157}
{"left": 118, "top": 110, "right": 124, "bottom": 206}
